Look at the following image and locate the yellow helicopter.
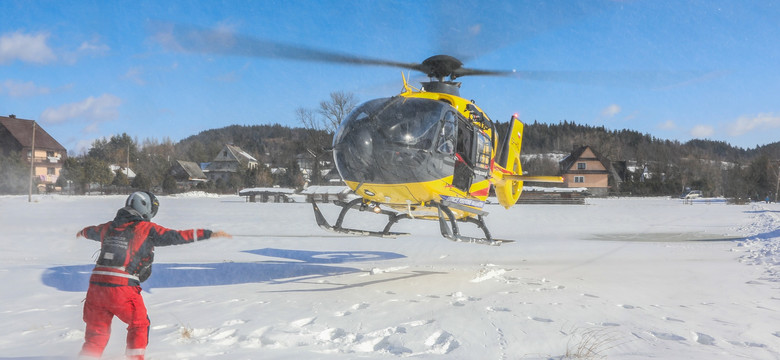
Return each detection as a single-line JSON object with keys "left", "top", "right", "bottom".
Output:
{"left": 312, "top": 55, "right": 563, "bottom": 245}
{"left": 161, "top": 26, "right": 563, "bottom": 245}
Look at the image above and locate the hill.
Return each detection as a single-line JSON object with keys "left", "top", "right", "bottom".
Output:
{"left": 166, "top": 120, "right": 778, "bottom": 199}
{"left": 45, "top": 120, "right": 776, "bottom": 198}
{"left": 178, "top": 121, "right": 779, "bottom": 169}
{"left": 174, "top": 124, "right": 315, "bottom": 167}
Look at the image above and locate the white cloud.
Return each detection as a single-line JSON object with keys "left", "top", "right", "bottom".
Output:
{"left": 658, "top": 120, "right": 676, "bottom": 130}
{"left": 468, "top": 24, "right": 482, "bottom": 36}
{"left": 728, "top": 113, "right": 780, "bottom": 136}
{"left": 1, "top": 80, "right": 50, "bottom": 97}
{"left": 123, "top": 67, "right": 146, "bottom": 86}
{"left": 0, "top": 31, "right": 56, "bottom": 64}
{"left": 153, "top": 22, "right": 239, "bottom": 54}
{"left": 623, "top": 111, "right": 638, "bottom": 121}
{"left": 70, "top": 138, "right": 96, "bottom": 155}
{"left": 62, "top": 38, "right": 110, "bottom": 64}
{"left": 690, "top": 125, "right": 714, "bottom": 138}
{"left": 77, "top": 39, "right": 110, "bottom": 55}
{"left": 601, "top": 104, "right": 621, "bottom": 118}
{"left": 40, "top": 94, "right": 122, "bottom": 125}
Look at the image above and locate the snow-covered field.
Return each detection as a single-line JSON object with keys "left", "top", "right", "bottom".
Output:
{"left": 1, "top": 194, "right": 778, "bottom": 359}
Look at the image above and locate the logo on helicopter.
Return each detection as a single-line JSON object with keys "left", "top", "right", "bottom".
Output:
{"left": 440, "top": 195, "right": 486, "bottom": 209}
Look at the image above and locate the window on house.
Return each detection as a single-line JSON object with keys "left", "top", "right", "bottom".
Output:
{"left": 47, "top": 167, "right": 56, "bottom": 175}
{"left": 577, "top": 162, "right": 586, "bottom": 170}
{"left": 574, "top": 176, "right": 585, "bottom": 183}
{"left": 46, "top": 151, "right": 55, "bottom": 157}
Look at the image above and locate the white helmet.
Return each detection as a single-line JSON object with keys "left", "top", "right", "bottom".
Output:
{"left": 126, "top": 191, "right": 159, "bottom": 220}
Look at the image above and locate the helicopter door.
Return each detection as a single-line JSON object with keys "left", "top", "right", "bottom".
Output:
{"left": 473, "top": 131, "right": 491, "bottom": 179}
{"left": 453, "top": 116, "right": 476, "bottom": 192}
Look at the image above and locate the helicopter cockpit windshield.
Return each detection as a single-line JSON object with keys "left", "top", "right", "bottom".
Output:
{"left": 335, "top": 97, "right": 447, "bottom": 150}
{"left": 333, "top": 97, "right": 455, "bottom": 184}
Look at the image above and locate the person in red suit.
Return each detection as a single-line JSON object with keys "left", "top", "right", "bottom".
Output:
{"left": 76, "top": 191, "right": 231, "bottom": 360}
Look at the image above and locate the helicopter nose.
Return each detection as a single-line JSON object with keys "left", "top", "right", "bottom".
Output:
{"left": 334, "top": 127, "right": 380, "bottom": 183}
{"left": 335, "top": 131, "right": 450, "bottom": 186}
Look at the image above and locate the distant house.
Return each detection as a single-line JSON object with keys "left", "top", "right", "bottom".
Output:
{"left": 322, "top": 167, "right": 344, "bottom": 185}
{"left": 0, "top": 115, "right": 67, "bottom": 191}
{"left": 169, "top": 160, "right": 208, "bottom": 189}
{"left": 559, "top": 145, "right": 611, "bottom": 196}
{"left": 296, "top": 151, "right": 335, "bottom": 184}
{"left": 109, "top": 164, "right": 136, "bottom": 180}
{"left": 204, "top": 144, "right": 258, "bottom": 183}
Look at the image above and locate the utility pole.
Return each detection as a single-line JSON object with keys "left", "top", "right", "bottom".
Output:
{"left": 775, "top": 160, "right": 779, "bottom": 203}
{"left": 28, "top": 120, "right": 36, "bottom": 202}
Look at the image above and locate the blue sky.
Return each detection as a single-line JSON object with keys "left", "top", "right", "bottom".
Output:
{"left": 1, "top": 0, "right": 778, "bottom": 155}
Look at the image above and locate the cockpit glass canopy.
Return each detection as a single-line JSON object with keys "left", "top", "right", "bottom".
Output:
{"left": 335, "top": 97, "right": 449, "bottom": 150}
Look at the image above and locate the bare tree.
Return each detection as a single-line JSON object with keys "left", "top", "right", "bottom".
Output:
{"left": 297, "top": 91, "right": 359, "bottom": 185}
{"left": 318, "top": 91, "right": 358, "bottom": 133}
{"left": 295, "top": 107, "right": 330, "bottom": 185}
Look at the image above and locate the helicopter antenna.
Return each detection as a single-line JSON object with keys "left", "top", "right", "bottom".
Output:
{"left": 400, "top": 71, "right": 422, "bottom": 94}
{"left": 401, "top": 72, "right": 412, "bottom": 93}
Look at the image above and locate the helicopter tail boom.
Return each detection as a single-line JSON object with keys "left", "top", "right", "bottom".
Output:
{"left": 493, "top": 116, "right": 525, "bottom": 209}
{"left": 493, "top": 116, "right": 564, "bottom": 209}
{"left": 500, "top": 175, "right": 565, "bottom": 183}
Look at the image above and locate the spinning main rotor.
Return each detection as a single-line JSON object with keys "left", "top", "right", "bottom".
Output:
{"left": 157, "top": 24, "right": 514, "bottom": 84}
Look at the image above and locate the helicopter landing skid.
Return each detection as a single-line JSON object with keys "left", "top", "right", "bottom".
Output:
{"left": 311, "top": 199, "right": 411, "bottom": 238}
{"left": 435, "top": 203, "right": 513, "bottom": 246}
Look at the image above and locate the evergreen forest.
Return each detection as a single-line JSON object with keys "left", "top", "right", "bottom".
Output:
{"left": 2, "top": 115, "right": 778, "bottom": 200}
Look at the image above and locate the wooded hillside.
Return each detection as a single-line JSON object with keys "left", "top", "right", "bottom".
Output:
{"left": 3, "top": 120, "right": 777, "bottom": 199}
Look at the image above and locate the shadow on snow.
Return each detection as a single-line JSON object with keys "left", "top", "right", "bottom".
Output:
{"left": 41, "top": 248, "right": 406, "bottom": 292}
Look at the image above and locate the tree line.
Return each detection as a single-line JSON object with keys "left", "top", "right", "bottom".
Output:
{"left": 511, "top": 120, "right": 779, "bottom": 200}
{"left": 2, "top": 92, "right": 778, "bottom": 199}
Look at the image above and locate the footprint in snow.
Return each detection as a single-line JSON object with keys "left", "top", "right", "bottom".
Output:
{"left": 59, "top": 329, "right": 83, "bottom": 341}
{"left": 694, "top": 332, "right": 716, "bottom": 345}
{"left": 350, "top": 302, "right": 370, "bottom": 310}
{"left": 424, "top": 330, "right": 460, "bottom": 354}
{"left": 290, "top": 317, "right": 315, "bottom": 327}
{"left": 529, "top": 316, "right": 553, "bottom": 323}
{"left": 402, "top": 319, "right": 434, "bottom": 327}
{"left": 663, "top": 316, "right": 685, "bottom": 323}
{"left": 222, "top": 319, "right": 246, "bottom": 326}
{"left": 486, "top": 306, "right": 511, "bottom": 312}
{"left": 651, "top": 331, "right": 686, "bottom": 341}
{"left": 318, "top": 327, "right": 348, "bottom": 341}
{"left": 728, "top": 340, "right": 767, "bottom": 348}
{"left": 208, "top": 329, "right": 237, "bottom": 342}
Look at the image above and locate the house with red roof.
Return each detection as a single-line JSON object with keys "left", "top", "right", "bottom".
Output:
{"left": 0, "top": 115, "right": 67, "bottom": 191}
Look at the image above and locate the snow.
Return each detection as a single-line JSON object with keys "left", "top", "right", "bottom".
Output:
{"left": 1, "top": 195, "right": 779, "bottom": 359}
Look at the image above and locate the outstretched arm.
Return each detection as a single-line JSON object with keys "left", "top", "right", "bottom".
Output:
{"left": 76, "top": 222, "right": 110, "bottom": 242}
{"left": 147, "top": 223, "right": 231, "bottom": 246}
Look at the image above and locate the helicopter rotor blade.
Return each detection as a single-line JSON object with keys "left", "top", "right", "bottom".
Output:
{"left": 152, "top": 23, "right": 518, "bottom": 80}
{"left": 152, "top": 23, "right": 710, "bottom": 87}
{"left": 153, "top": 23, "right": 425, "bottom": 71}
{"left": 510, "top": 70, "right": 720, "bottom": 89}
{"left": 453, "top": 67, "right": 515, "bottom": 78}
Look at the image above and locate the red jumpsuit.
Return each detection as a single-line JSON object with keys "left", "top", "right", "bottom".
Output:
{"left": 78, "top": 207, "right": 214, "bottom": 360}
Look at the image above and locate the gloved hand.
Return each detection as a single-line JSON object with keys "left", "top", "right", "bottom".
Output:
{"left": 211, "top": 230, "right": 232, "bottom": 239}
